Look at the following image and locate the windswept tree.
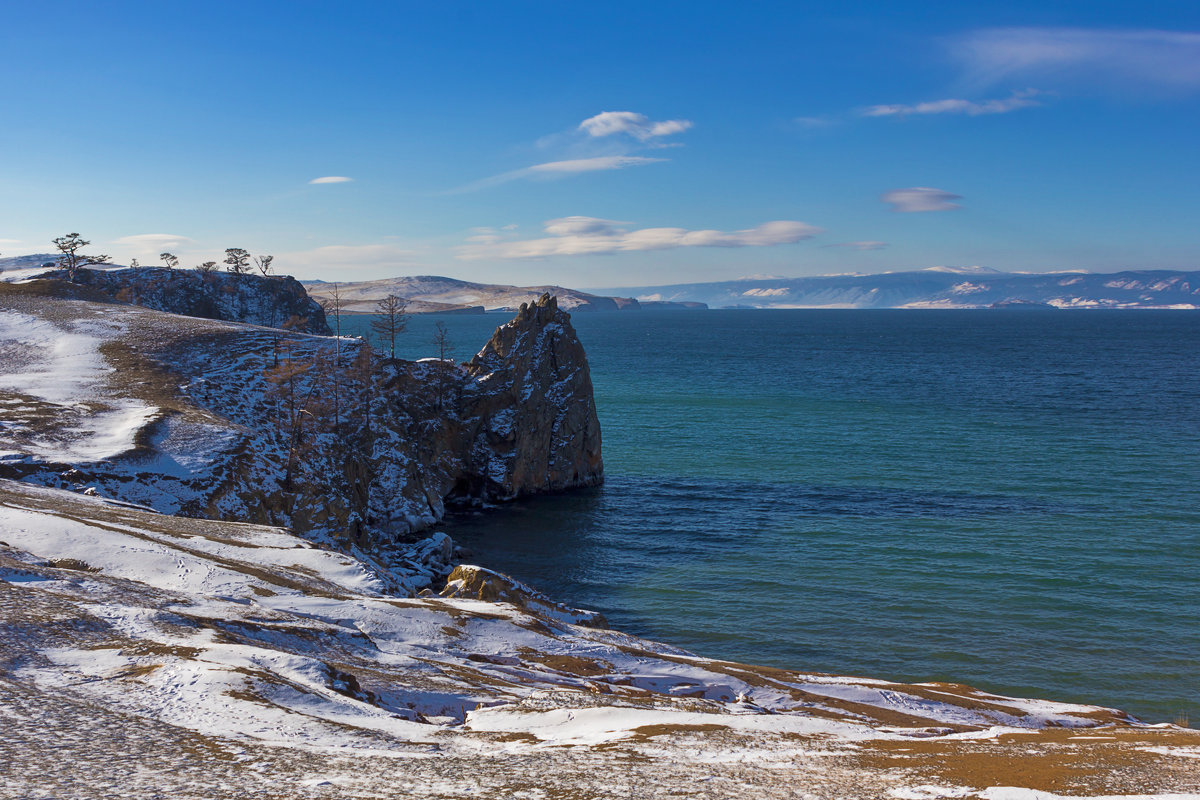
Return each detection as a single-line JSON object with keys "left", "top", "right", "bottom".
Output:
{"left": 195, "top": 261, "right": 219, "bottom": 274}
{"left": 52, "top": 233, "right": 112, "bottom": 282}
{"left": 160, "top": 252, "right": 179, "bottom": 269}
{"left": 224, "top": 247, "right": 251, "bottom": 274}
{"left": 370, "top": 294, "right": 408, "bottom": 359}
{"left": 253, "top": 254, "right": 274, "bottom": 276}
{"left": 129, "top": 258, "right": 140, "bottom": 268}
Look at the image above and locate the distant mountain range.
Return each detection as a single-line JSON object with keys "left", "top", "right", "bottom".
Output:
{"left": 302, "top": 275, "right": 653, "bottom": 313}
{"left": 596, "top": 266, "right": 1200, "bottom": 310}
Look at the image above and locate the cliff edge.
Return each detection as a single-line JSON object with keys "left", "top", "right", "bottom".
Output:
{"left": 0, "top": 286, "right": 599, "bottom": 548}
{"left": 34, "top": 266, "right": 331, "bottom": 334}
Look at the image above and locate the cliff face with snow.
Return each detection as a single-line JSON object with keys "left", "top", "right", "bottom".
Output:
{"left": 0, "top": 286, "right": 601, "bottom": 548}
{"left": 36, "top": 266, "right": 332, "bottom": 334}
{"left": 463, "top": 294, "right": 604, "bottom": 498}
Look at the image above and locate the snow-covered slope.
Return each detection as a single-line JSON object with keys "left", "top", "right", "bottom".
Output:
{"left": 4, "top": 478, "right": 1196, "bottom": 798}
{"left": 599, "top": 268, "right": 1200, "bottom": 309}
{"left": 304, "top": 274, "right": 640, "bottom": 313}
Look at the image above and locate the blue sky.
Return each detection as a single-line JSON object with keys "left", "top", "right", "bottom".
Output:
{"left": 2, "top": 1, "right": 1198, "bottom": 286}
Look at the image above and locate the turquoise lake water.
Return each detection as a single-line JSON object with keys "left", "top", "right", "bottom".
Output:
{"left": 344, "top": 309, "right": 1200, "bottom": 723}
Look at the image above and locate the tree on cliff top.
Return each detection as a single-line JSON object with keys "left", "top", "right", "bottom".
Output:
{"left": 53, "top": 233, "right": 111, "bottom": 282}
{"left": 224, "top": 248, "right": 251, "bottom": 274}
{"left": 371, "top": 294, "right": 408, "bottom": 359}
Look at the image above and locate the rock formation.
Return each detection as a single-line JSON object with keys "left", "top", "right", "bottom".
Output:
{"left": 462, "top": 294, "right": 604, "bottom": 499}
{"left": 37, "top": 266, "right": 331, "bottom": 334}
{"left": 0, "top": 285, "right": 601, "bottom": 549}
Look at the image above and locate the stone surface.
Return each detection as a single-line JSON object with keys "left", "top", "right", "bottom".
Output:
{"left": 463, "top": 293, "right": 604, "bottom": 499}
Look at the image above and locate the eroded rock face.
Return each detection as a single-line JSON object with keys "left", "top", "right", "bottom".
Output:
{"left": 40, "top": 267, "right": 331, "bottom": 334}
{"left": 463, "top": 294, "right": 604, "bottom": 499}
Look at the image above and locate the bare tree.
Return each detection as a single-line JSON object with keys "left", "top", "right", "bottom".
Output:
{"left": 52, "top": 233, "right": 112, "bottom": 282}
{"left": 262, "top": 341, "right": 315, "bottom": 497}
{"left": 224, "top": 247, "right": 251, "bottom": 274}
{"left": 195, "top": 261, "right": 219, "bottom": 274}
{"left": 432, "top": 320, "right": 453, "bottom": 360}
{"left": 159, "top": 252, "right": 179, "bottom": 269}
{"left": 431, "top": 321, "right": 456, "bottom": 410}
{"left": 370, "top": 294, "right": 408, "bottom": 359}
{"left": 254, "top": 254, "right": 274, "bottom": 276}
{"left": 317, "top": 283, "right": 346, "bottom": 428}
{"left": 129, "top": 258, "right": 140, "bottom": 268}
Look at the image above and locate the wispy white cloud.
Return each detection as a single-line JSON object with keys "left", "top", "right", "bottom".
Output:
{"left": 458, "top": 217, "right": 822, "bottom": 260}
{"left": 951, "top": 28, "right": 1200, "bottom": 90}
{"left": 826, "top": 241, "right": 889, "bottom": 250}
{"left": 579, "top": 111, "right": 694, "bottom": 141}
{"left": 113, "top": 233, "right": 196, "bottom": 251}
{"left": 280, "top": 244, "right": 420, "bottom": 270}
{"left": 864, "top": 89, "right": 1044, "bottom": 117}
{"left": 309, "top": 176, "right": 354, "bottom": 184}
{"left": 0, "top": 238, "right": 22, "bottom": 245}
{"left": 528, "top": 156, "right": 665, "bottom": 174}
{"left": 794, "top": 115, "right": 838, "bottom": 129}
{"left": 881, "top": 187, "right": 963, "bottom": 213}
{"left": 446, "top": 156, "right": 665, "bottom": 194}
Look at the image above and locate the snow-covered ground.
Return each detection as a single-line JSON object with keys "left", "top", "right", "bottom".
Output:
{"left": 2, "top": 479, "right": 1198, "bottom": 798}
{"left": 0, "top": 310, "right": 158, "bottom": 462}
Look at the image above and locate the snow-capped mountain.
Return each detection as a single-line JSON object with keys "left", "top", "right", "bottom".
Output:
{"left": 598, "top": 267, "right": 1200, "bottom": 309}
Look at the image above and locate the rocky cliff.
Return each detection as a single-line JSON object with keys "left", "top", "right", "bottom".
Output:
{"left": 36, "top": 266, "right": 331, "bottom": 334}
{"left": 463, "top": 294, "right": 604, "bottom": 499}
{"left": 0, "top": 286, "right": 600, "bottom": 551}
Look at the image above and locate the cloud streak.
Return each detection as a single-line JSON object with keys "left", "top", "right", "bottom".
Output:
{"left": 881, "top": 188, "right": 963, "bottom": 213}
{"left": 309, "top": 176, "right": 354, "bottom": 184}
{"left": 864, "top": 89, "right": 1043, "bottom": 117}
{"left": 826, "top": 241, "right": 889, "bottom": 251}
{"left": 579, "top": 111, "right": 693, "bottom": 140}
{"left": 113, "top": 233, "right": 196, "bottom": 251}
{"left": 458, "top": 217, "right": 822, "bottom": 260}
{"left": 952, "top": 28, "right": 1200, "bottom": 90}
{"left": 447, "top": 156, "right": 665, "bottom": 194}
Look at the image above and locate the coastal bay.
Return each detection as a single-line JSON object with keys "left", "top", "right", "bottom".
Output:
{"left": 367, "top": 309, "right": 1200, "bottom": 724}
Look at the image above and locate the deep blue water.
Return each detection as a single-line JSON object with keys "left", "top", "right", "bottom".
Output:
{"left": 344, "top": 309, "right": 1200, "bottom": 723}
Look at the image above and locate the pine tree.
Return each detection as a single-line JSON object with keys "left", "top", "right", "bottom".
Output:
{"left": 52, "top": 233, "right": 112, "bottom": 282}
{"left": 224, "top": 248, "right": 251, "bottom": 274}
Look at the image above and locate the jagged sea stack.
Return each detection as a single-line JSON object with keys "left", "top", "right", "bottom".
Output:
{"left": 464, "top": 293, "right": 603, "bottom": 499}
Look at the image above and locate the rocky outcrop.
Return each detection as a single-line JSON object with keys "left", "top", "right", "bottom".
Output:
{"left": 439, "top": 564, "right": 607, "bottom": 626}
{"left": 462, "top": 294, "right": 604, "bottom": 499}
{"left": 38, "top": 266, "right": 331, "bottom": 334}
{"left": 0, "top": 286, "right": 600, "bottom": 550}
